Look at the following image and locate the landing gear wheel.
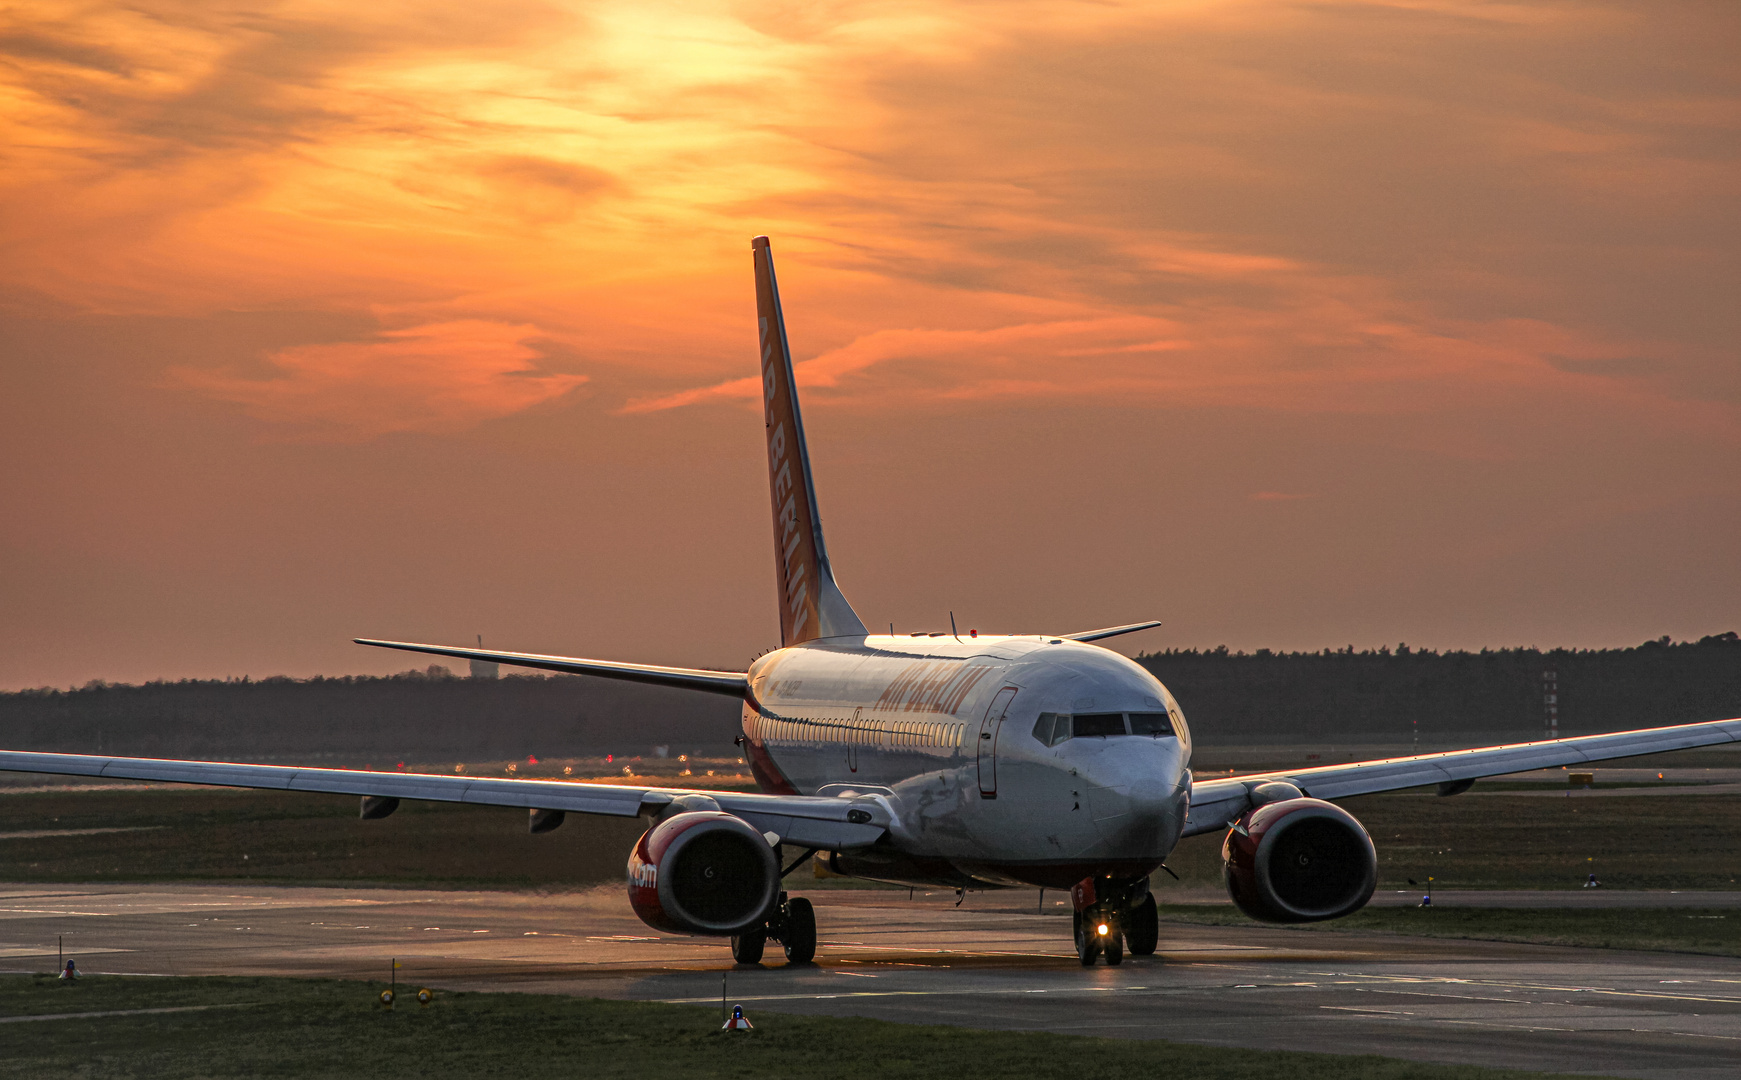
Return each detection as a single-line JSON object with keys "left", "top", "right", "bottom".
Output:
{"left": 1077, "top": 926, "right": 1100, "bottom": 966}
{"left": 1126, "top": 893, "right": 1158, "bottom": 956}
{"left": 730, "top": 929, "right": 765, "bottom": 965}
{"left": 782, "top": 897, "right": 816, "bottom": 964}
{"left": 1104, "top": 929, "right": 1124, "bottom": 966}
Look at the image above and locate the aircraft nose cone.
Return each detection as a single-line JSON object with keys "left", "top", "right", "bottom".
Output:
{"left": 1087, "top": 776, "right": 1175, "bottom": 855}
{"left": 1084, "top": 766, "right": 1185, "bottom": 859}
{"left": 1129, "top": 775, "right": 1170, "bottom": 813}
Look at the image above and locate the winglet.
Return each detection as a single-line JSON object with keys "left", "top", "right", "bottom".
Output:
{"left": 753, "top": 236, "right": 867, "bottom": 645}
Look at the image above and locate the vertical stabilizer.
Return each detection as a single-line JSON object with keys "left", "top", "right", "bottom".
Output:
{"left": 752, "top": 236, "right": 867, "bottom": 645}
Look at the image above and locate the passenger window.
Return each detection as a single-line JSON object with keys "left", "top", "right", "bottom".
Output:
{"left": 1129, "top": 711, "right": 1174, "bottom": 737}
{"left": 1073, "top": 713, "right": 1128, "bottom": 738}
{"left": 1032, "top": 713, "right": 1057, "bottom": 746}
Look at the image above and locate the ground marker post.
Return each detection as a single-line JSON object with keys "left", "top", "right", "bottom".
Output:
{"left": 380, "top": 958, "right": 398, "bottom": 1008}
{"left": 721, "top": 971, "right": 727, "bottom": 1025}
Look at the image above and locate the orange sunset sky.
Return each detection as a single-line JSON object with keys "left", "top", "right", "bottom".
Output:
{"left": 1, "top": 1, "right": 1737, "bottom": 689}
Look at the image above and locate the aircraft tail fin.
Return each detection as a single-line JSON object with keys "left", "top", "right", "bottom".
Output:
{"left": 753, "top": 236, "right": 867, "bottom": 645}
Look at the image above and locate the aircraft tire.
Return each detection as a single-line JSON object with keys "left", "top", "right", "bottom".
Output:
{"left": 1105, "top": 931, "right": 1124, "bottom": 966}
{"left": 731, "top": 930, "right": 766, "bottom": 965}
{"left": 1127, "top": 894, "right": 1159, "bottom": 956}
{"left": 1077, "top": 928, "right": 1099, "bottom": 966}
{"left": 782, "top": 897, "right": 817, "bottom": 964}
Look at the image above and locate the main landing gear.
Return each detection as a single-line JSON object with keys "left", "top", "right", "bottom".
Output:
{"left": 1071, "top": 877, "right": 1158, "bottom": 966}
{"left": 730, "top": 892, "right": 817, "bottom": 965}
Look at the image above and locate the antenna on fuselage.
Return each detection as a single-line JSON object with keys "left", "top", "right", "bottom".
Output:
{"left": 950, "top": 612, "right": 960, "bottom": 641}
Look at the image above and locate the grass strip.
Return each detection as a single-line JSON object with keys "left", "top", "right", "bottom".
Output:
{"left": 1158, "top": 905, "right": 1741, "bottom": 956}
{"left": 0, "top": 973, "right": 1603, "bottom": 1080}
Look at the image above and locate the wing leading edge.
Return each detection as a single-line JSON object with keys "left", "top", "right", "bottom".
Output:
{"left": 1183, "top": 716, "right": 1741, "bottom": 837}
{"left": 0, "top": 750, "right": 883, "bottom": 851}
{"left": 354, "top": 639, "right": 749, "bottom": 697}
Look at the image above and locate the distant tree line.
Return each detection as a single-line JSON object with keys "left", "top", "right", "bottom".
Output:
{"left": 0, "top": 667, "right": 738, "bottom": 763}
{"left": 0, "top": 634, "right": 1735, "bottom": 761}
{"left": 1139, "top": 632, "right": 1741, "bottom": 743}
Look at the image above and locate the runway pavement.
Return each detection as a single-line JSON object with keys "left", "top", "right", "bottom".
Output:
{"left": 2, "top": 883, "right": 1739, "bottom": 1079}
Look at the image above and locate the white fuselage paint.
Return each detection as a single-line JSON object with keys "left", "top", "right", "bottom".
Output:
{"left": 740, "top": 634, "right": 1194, "bottom": 889}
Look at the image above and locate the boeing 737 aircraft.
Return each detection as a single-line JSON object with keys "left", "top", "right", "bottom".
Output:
{"left": 4, "top": 237, "right": 1738, "bottom": 967}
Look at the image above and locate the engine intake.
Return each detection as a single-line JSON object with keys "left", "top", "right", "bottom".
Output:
{"left": 626, "top": 811, "right": 780, "bottom": 935}
{"left": 1222, "top": 797, "right": 1376, "bottom": 923}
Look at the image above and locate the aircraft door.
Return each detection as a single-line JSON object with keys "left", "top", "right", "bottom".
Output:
{"left": 977, "top": 687, "right": 1018, "bottom": 799}
{"left": 847, "top": 708, "right": 862, "bottom": 772}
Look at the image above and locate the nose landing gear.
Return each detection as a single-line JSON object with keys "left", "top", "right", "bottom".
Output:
{"left": 730, "top": 891, "right": 816, "bottom": 966}
{"left": 1071, "top": 876, "right": 1157, "bottom": 966}
{"left": 1073, "top": 909, "right": 1124, "bottom": 965}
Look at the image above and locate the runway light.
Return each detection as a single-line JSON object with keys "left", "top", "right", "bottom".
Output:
{"left": 1097, "top": 923, "right": 1109, "bottom": 936}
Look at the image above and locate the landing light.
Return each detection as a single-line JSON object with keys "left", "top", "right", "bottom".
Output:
{"left": 1097, "top": 923, "right": 1109, "bottom": 936}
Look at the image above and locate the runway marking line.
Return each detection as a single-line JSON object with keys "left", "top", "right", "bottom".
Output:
{"left": 0, "top": 1003, "right": 260, "bottom": 1025}
{"left": 1300, "top": 971, "right": 1741, "bottom": 1007}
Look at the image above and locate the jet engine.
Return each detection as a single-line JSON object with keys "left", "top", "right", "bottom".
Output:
{"left": 1222, "top": 794, "right": 1376, "bottom": 923}
{"left": 626, "top": 811, "right": 780, "bottom": 935}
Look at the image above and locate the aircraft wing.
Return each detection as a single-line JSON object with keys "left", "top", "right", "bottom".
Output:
{"left": 1182, "top": 716, "right": 1741, "bottom": 838}
{"left": 0, "top": 751, "right": 884, "bottom": 851}
{"left": 354, "top": 638, "right": 749, "bottom": 697}
{"left": 1059, "top": 620, "right": 1163, "bottom": 643}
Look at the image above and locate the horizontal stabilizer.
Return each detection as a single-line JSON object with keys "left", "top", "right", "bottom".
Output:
{"left": 354, "top": 639, "right": 748, "bottom": 697}
{"left": 1059, "top": 620, "right": 1164, "bottom": 643}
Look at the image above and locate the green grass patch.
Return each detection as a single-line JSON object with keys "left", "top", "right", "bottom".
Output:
{"left": 4, "top": 785, "right": 1740, "bottom": 893}
{"left": 1157, "top": 905, "right": 1741, "bottom": 956}
{"left": 0, "top": 974, "right": 1602, "bottom": 1080}
{"left": 0, "top": 787, "right": 651, "bottom": 888}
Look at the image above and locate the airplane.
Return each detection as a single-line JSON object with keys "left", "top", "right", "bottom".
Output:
{"left": 4, "top": 236, "right": 1739, "bottom": 967}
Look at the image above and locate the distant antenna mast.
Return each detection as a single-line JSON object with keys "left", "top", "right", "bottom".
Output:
{"left": 1543, "top": 669, "right": 1558, "bottom": 739}
{"left": 469, "top": 635, "right": 500, "bottom": 680}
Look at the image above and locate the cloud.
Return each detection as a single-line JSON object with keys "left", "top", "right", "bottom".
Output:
{"left": 1546, "top": 354, "right": 1666, "bottom": 378}
{"left": 171, "top": 320, "right": 587, "bottom": 439}
{"left": 1, "top": 0, "right": 1737, "bottom": 438}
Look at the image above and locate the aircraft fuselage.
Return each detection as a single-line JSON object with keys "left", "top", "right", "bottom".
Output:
{"left": 741, "top": 634, "right": 1193, "bottom": 889}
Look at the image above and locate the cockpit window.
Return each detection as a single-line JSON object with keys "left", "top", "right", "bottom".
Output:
{"left": 1037, "top": 711, "right": 1178, "bottom": 746}
{"left": 1129, "top": 711, "right": 1174, "bottom": 736}
{"left": 1072, "top": 713, "right": 1127, "bottom": 738}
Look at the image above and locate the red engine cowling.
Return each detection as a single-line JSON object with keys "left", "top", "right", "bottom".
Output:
{"left": 626, "top": 811, "right": 780, "bottom": 936}
{"left": 1222, "top": 797, "right": 1377, "bottom": 923}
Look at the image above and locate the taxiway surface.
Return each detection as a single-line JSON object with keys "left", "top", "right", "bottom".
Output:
{"left": 3, "top": 883, "right": 1738, "bottom": 1080}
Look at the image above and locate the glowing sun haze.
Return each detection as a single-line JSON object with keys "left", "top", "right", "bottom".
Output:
{"left": 1, "top": 0, "right": 1737, "bottom": 689}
